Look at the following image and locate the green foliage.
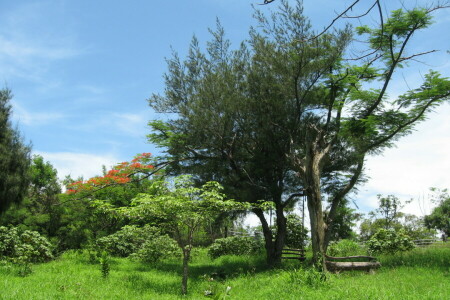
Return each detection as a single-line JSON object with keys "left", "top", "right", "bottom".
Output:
{"left": 325, "top": 199, "right": 360, "bottom": 242}
{"left": 0, "top": 155, "right": 62, "bottom": 237}
{"left": 0, "top": 89, "right": 31, "bottom": 214}
{"left": 147, "top": 0, "right": 450, "bottom": 263}
{"left": 208, "top": 237, "right": 261, "bottom": 259}
{"left": 1, "top": 246, "right": 449, "bottom": 299}
{"left": 359, "top": 194, "right": 434, "bottom": 241}
{"left": 96, "top": 225, "right": 161, "bottom": 257}
{"left": 0, "top": 226, "right": 53, "bottom": 263}
{"left": 424, "top": 188, "right": 450, "bottom": 236}
{"left": 129, "top": 235, "right": 179, "bottom": 264}
{"left": 367, "top": 228, "right": 414, "bottom": 255}
{"left": 285, "top": 214, "right": 308, "bottom": 249}
{"left": 327, "top": 239, "right": 363, "bottom": 257}
{"left": 99, "top": 251, "right": 110, "bottom": 278}
{"left": 288, "top": 267, "right": 329, "bottom": 289}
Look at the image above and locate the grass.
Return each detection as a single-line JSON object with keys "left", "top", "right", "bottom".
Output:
{"left": 1, "top": 244, "right": 449, "bottom": 299}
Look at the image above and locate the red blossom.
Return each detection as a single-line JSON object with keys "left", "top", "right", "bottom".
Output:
{"left": 66, "top": 153, "right": 154, "bottom": 195}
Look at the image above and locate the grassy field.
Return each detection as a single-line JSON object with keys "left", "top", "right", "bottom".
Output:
{"left": 1, "top": 244, "right": 449, "bottom": 299}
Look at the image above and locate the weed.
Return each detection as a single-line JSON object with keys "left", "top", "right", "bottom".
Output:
{"left": 99, "top": 251, "right": 110, "bottom": 278}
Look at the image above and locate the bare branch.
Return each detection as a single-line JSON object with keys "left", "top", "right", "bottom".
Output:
{"left": 309, "top": 0, "right": 362, "bottom": 40}
{"left": 398, "top": 49, "right": 438, "bottom": 62}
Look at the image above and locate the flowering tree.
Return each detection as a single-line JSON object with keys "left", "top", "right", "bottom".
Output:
{"left": 66, "top": 153, "right": 158, "bottom": 196}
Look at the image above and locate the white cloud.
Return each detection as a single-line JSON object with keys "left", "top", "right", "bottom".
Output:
{"left": 34, "top": 151, "right": 120, "bottom": 181}
{"left": 358, "top": 104, "right": 450, "bottom": 216}
{"left": 113, "top": 112, "right": 149, "bottom": 136}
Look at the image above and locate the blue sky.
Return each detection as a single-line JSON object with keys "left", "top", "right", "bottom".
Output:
{"left": 1, "top": 0, "right": 449, "bottom": 217}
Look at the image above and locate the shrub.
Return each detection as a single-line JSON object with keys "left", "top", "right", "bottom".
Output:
{"left": 99, "top": 251, "right": 110, "bottom": 278}
{"left": 208, "top": 236, "right": 261, "bottom": 259}
{"left": 96, "top": 225, "right": 160, "bottom": 257}
{"left": 0, "top": 226, "right": 53, "bottom": 263}
{"left": 130, "top": 234, "right": 179, "bottom": 263}
{"left": 367, "top": 228, "right": 415, "bottom": 255}
{"left": 285, "top": 214, "right": 308, "bottom": 249}
{"left": 327, "top": 239, "right": 362, "bottom": 257}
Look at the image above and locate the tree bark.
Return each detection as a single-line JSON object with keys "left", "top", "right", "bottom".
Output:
{"left": 181, "top": 247, "right": 191, "bottom": 295}
{"left": 253, "top": 206, "right": 287, "bottom": 266}
{"left": 303, "top": 133, "right": 329, "bottom": 269}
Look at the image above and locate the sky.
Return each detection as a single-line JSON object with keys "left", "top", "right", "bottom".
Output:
{"left": 1, "top": 0, "right": 449, "bottom": 221}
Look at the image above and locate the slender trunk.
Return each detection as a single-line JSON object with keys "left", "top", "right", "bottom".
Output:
{"left": 253, "top": 208, "right": 275, "bottom": 265}
{"left": 181, "top": 247, "right": 191, "bottom": 295}
{"left": 273, "top": 202, "right": 287, "bottom": 262}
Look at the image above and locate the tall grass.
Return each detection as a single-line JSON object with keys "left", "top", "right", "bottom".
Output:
{"left": 1, "top": 244, "right": 449, "bottom": 299}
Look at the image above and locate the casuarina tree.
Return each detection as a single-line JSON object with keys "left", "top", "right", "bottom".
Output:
{"left": 148, "top": 0, "right": 450, "bottom": 266}
{"left": 0, "top": 89, "right": 31, "bottom": 214}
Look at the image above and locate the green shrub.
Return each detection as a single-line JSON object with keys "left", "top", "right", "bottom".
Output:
{"left": 285, "top": 214, "right": 309, "bottom": 249}
{"left": 95, "top": 225, "right": 160, "bottom": 257}
{"left": 367, "top": 228, "right": 415, "bottom": 255}
{"left": 208, "top": 236, "right": 261, "bottom": 259}
{"left": 99, "top": 251, "right": 110, "bottom": 278}
{"left": 129, "top": 234, "right": 179, "bottom": 263}
{"left": 327, "top": 239, "right": 362, "bottom": 257}
{"left": 0, "top": 226, "right": 53, "bottom": 263}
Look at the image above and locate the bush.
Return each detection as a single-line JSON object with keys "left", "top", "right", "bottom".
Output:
{"left": 208, "top": 236, "right": 261, "bottom": 259}
{"left": 0, "top": 226, "right": 53, "bottom": 263}
{"left": 285, "top": 214, "right": 308, "bottom": 249}
{"left": 96, "top": 225, "right": 160, "bottom": 257}
{"left": 327, "top": 239, "right": 362, "bottom": 257}
{"left": 367, "top": 228, "right": 415, "bottom": 255}
{"left": 130, "top": 234, "right": 179, "bottom": 263}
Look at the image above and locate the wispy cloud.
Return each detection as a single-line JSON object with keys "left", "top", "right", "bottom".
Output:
{"left": 11, "top": 101, "right": 65, "bottom": 126}
{"left": 113, "top": 112, "right": 149, "bottom": 136}
{"left": 0, "top": 1, "right": 85, "bottom": 82}
{"left": 35, "top": 151, "right": 120, "bottom": 181}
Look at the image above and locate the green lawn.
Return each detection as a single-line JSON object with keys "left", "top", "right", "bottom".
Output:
{"left": 1, "top": 245, "right": 449, "bottom": 299}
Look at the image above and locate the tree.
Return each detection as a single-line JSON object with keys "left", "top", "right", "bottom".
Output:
{"left": 127, "top": 176, "right": 248, "bottom": 295}
{"left": 148, "top": 0, "right": 450, "bottom": 266}
{"left": 0, "top": 89, "right": 31, "bottom": 214}
{"left": 424, "top": 188, "right": 450, "bottom": 237}
{"left": 326, "top": 199, "right": 361, "bottom": 241}
{"left": 1, "top": 155, "right": 62, "bottom": 236}
{"left": 359, "top": 194, "right": 435, "bottom": 241}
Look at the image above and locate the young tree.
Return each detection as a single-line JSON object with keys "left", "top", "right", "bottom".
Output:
{"left": 0, "top": 89, "right": 31, "bottom": 214}
{"left": 148, "top": 1, "right": 450, "bottom": 266}
{"left": 128, "top": 176, "right": 248, "bottom": 295}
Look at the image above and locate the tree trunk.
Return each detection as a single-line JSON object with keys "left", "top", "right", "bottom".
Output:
{"left": 304, "top": 139, "right": 329, "bottom": 270}
{"left": 181, "top": 247, "right": 191, "bottom": 295}
{"left": 306, "top": 189, "right": 327, "bottom": 269}
{"left": 253, "top": 205, "right": 287, "bottom": 266}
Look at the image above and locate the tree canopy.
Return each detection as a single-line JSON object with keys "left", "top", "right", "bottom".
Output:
{"left": 424, "top": 188, "right": 450, "bottom": 236}
{"left": 148, "top": 0, "right": 450, "bottom": 266}
{"left": 0, "top": 89, "right": 31, "bottom": 214}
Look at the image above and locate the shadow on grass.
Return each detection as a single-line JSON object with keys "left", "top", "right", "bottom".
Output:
{"left": 134, "top": 253, "right": 271, "bottom": 282}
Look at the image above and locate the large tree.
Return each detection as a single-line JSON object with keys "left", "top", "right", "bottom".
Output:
{"left": 148, "top": 1, "right": 450, "bottom": 266}
{"left": 0, "top": 89, "right": 31, "bottom": 214}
